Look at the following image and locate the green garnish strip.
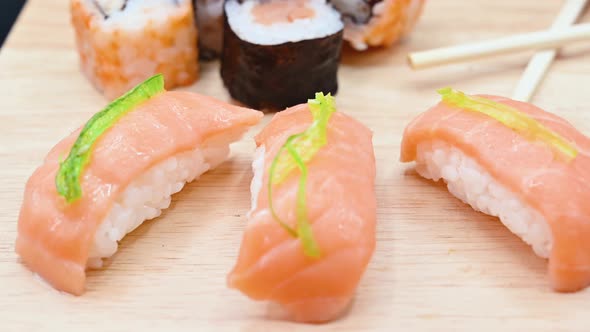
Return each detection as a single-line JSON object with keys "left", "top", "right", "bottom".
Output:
{"left": 267, "top": 92, "right": 336, "bottom": 258}
{"left": 55, "top": 74, "right": 166, "bottom": 203}
{"left": 438, "top": 87, "right": 578, "bottom": 161}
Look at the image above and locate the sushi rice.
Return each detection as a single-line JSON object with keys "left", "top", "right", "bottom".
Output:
{"left": 248, "top": 146, "right": 265, "bottom": 217}
{"left": 87, "top": 130, "right": 243, "bottom": 268}
{"left": 415, "top": 140, "right": 552, "bottom": 258}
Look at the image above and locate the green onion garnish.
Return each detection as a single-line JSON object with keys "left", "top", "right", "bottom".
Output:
{"left": 267, "top": 92, "right": 336, "bottom": 258}
{"left": 56, "top": 74, "right": 166, "bottom": 203}
{"left": 438, "top": 87, "right": 578, "bottom": 162}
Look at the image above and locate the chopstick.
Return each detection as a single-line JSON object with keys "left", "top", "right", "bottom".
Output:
{"left": 512, "top": 0, "right": 588, "bottom": 102}
{"left": 407, "top": 22, "right": 590, "bottom": 70}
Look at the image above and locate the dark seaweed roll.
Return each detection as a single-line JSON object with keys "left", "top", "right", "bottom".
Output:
{"left": 221, "top": 0, "right": 344, "bottom": 111}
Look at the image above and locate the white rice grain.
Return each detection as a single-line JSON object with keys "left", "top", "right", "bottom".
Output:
{"left": 87, "top": 131, "right": 243, "bottom": 268}
{"left": 248, "top": 145, "right": 266, "bottom": 217}
{"left": 415, "top": 140, "right": 553, "bottom": 258}
{"left": 90, "top": 0, "right": 189, "bottom": 28}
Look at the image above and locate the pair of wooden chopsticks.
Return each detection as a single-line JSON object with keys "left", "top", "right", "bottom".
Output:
{"left": 408, "top": 0, "right": 589, "bottom": 102}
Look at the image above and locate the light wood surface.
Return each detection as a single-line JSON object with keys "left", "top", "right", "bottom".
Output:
{"left": 0, "top": 1, "right": 589, "bottom": 331}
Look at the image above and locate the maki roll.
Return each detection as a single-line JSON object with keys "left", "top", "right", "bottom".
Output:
{"left": 331, "top": 0, "right": 425, "bottom": 50}
{"left": 71, "top": 0, "right": 199, "bottom": 100}
{"left": 193, "top": 0, "right": 224, "bottom": 59}
{"left": 221, "top": 0, "right": 344, "bottom": 111}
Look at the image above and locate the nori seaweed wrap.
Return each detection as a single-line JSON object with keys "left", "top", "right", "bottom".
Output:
{"left": 221, "top": 0, "right": 344, "bottom": 111}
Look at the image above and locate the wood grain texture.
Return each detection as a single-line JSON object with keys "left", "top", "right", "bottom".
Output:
{"left": 0, "top": 0, "right": 589, "bottom": 331}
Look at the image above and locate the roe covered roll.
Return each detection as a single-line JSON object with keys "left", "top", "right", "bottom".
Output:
{"left": 221, "top": 0, "right": 344, "bottom": 111}
{"left": 71, "top": 0, "right": 199, "bottom": 99}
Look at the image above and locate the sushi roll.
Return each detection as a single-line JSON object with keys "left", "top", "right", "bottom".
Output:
{"left": 228, "top": 93, "right": 377, "bottom": 322}
{"left": 71, "top": 0, "right": 199, "bottom": 100}
{"left": 16, "top": 75, "right": 263, "bottom": 295}
{"left": 221, "top": 0, "right": 344, "bottom": 111}
{"left": 331, "top": 0, "right": 425, "bottom": 50}
{"left": 193, "top": 0, "right": 224, "bottom": 59}
{"left": 401, "top": 88, "right": 590, "bottom": 292}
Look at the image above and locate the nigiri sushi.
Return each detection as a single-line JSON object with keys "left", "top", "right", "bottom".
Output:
{"left": 16, "top": 75, "right": 263, "bottom": 295}
{"left": 228, "top": 93, "right": 376, "bottom": 323}
{"left": 401, "top": 88, "right": 590, "bottom": 292}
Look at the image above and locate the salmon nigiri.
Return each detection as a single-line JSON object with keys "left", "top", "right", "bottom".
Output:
{"left": 401, "top": 88, "right": 590, "bottom": 292}
{"left": 228, "top": 93, "right": 377, "bottom": 323}
{"left": 16, "top": 75, "right": 263, "bottom": 295}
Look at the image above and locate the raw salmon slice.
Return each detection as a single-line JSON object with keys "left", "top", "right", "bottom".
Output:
{"left": 228, "top": 102, "right": 377, "bottom": 323}
{"left": 401, "top": 94, "right": 590, "bottom": 292}
{"left": 16, "top": 90, "right": 262, "bottom": 295}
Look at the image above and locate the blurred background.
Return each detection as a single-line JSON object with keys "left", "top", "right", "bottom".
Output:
{"left": 1, "top": 1, "right": 26, "bottom": 47}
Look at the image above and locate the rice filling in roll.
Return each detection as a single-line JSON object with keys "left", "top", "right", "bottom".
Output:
{"left": 221, "top": 0, "right": 344, "bottom": 111}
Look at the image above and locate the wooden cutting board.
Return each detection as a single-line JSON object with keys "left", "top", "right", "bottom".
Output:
{"left": 1, "top": 0, "right": 589, "bottom": 331}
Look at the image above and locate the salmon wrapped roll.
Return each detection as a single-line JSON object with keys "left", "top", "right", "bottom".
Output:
{"left": 16, "top": 75, "right": 263, "bottom": 295}
{"left": 401, "top": 88, "right": 590, "bottom": 292}
{"left": 71, "top": 0, "right": 199, "bottom": 100}
{"left": 331, "top": 0, "right": 425, "bottom": 50}
{"left": 228, "top": 93, "right": 377, "bottom": 323}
